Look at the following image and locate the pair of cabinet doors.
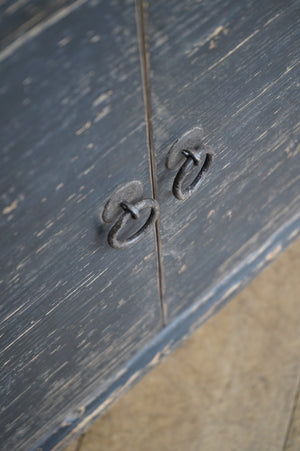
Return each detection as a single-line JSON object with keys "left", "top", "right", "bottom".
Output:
{"left": 1, "top": 0, "right": 300, "bottom": 449}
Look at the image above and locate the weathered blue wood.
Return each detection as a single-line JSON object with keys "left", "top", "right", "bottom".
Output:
{"left": 36, "top": 215, "right": 300, "bottom": 450}
{"left": 1, "top": 0, "right": 300, "bottom": 449}
{"left": 145, "top": 0, "right": 300, "bottom": 320}
{"left": 0, "top": 1, "right": 162, "bottom": 449}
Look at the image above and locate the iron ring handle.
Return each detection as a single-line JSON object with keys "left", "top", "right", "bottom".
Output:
{"left": 172, "top": 149, "right": 213, "bottom": 201}
{"left": 108, "top": 198, "right": 159, "bottom": 250}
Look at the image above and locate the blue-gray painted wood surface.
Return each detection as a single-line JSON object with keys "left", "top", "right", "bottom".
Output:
{"left": 0, "top": 1, "right": 162, "bottom": 449}
{"left": 0, "top": 0, "right": 76, "bottom": 52}
{"left": 37, "top": 214, "right": 300, "bottom": 451}
{"left": 144, "top": 0, "right": 300, "bottom": 320}
{"left": 1, "top": 0, "right": 300, "bottom": 449}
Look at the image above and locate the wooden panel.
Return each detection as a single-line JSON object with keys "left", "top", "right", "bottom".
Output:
{"left": 35, "top": 215, "right": 300, "bottom": 450}
{"left": 0, "top": 1, "right": 162, "bottom": 450}
{"left": 145, "top": 0, "right": 300, "bottom": 320}
{"left": 0, "top": 0, "right": 76, "bottom": 52}
{"left": 64, "top": 237, "right": 300, "bottom": 451}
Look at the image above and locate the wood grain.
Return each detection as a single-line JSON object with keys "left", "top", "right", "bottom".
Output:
{"left": 1, "top": 1, "right": 300, "bottom": 449}
{"left": 144, "top": 0, "right": 300, "bottom": 320}
{"left": 0, "top": 1, "right": 162, "bottom": 450}
{"left": 0, "top": 0, "right": 78, "bottom": 52}
{"left": 36, "top": 213, "right": 300, "bottom": 450}
{"left": 65, "top": 236, "right": 300, "bottom": 451}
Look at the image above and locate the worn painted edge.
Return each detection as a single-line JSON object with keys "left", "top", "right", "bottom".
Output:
{"left": 34, "top": 211, "right": 300, "bottom": 451}
{"left": 0, "top": 0, "right": 88, "bottom": 63}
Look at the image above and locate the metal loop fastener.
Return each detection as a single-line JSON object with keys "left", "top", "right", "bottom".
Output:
{"left": 166, "top": 127, "right": 214, "bottom": 201}
{"left": 173, "top": 149, "right": 213, "bottom": 201}
{"left": 108, "top": 198, "right": 159, "bottom": 250}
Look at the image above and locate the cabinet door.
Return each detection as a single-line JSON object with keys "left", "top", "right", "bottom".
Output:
{"left": 145, "top": 0, "right": 300, "bottom": 321}
{"left": 0, "top": 1, "right": 161, "bottom": 449}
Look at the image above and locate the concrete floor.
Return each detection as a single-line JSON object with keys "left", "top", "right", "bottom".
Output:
{"left": 65, "top": 237, "right": 300, "bottom": 451}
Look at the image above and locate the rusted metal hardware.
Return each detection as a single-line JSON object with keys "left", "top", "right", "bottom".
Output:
{"left": 102, "top": 181, "right": 159, "bottom": 249}
{"left": 166, "top": 127, "right": 214, "bottom": 201}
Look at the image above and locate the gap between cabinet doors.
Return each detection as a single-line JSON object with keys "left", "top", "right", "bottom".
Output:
{"left": 136, "top": 0, "right": 167, "bottom": 326}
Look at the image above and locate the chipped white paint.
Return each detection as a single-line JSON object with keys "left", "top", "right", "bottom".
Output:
{"left": 93, "top": 90, "right": 113, "bottom": 107}
{"left": 94, "top": 105, "right": 111, "bottom": 123}
{"left": 187, "top": 25, "right": 225, "bottom": 57}
{"left": 76, "top": 121, "right": 91, "bottom": 135}
{"left": 2, "top": 199, "right": 18, "bottom": 215}
{"left": 58, "top": 36, "right": 71, "bottom": 47}
{"left": 0, "top": 0, "right": 89, "bottom": 63}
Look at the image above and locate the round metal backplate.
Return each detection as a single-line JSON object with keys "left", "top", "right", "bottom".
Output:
{"left": 166, "top": 127, "right": 204, "bottom": 170}
{"left": 102, "top": 180, "right": 144, "bottom": 223}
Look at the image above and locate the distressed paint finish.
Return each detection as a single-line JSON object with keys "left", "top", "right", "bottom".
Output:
{"left": 0, "top": 1, "right": 162, "bottom": 450}
{"left": 37, "top": 217, "right": 300, "bottom": 450}
{"left": 144, "top": 0, "right": 300, "bottom": 319}
{"left": 1, "top": 0, "right": 300, "bottom": 450}
{"left": 0, "top": 0, "right": 78, "bottom": 52}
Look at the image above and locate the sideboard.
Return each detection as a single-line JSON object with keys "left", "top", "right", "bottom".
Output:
{"left": 0, "top": 0, "right": 299, "bottom": 449}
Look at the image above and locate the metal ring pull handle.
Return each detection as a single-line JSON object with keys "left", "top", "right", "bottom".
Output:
{"left": 108, "top": 198, "right": 159, "bottom": 249}
{"left": 173, "top": 149, "right": 213, "bottom": 200}
{"left": 166, "top": 127, "right": 214, "bottom": 201}
{"left": 102, "top": 181, "right": 159, "bottom": 250}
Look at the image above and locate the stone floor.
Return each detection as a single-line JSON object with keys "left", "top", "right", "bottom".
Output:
{"left": 65, "top": 237, "right": 300, "bottom": 451}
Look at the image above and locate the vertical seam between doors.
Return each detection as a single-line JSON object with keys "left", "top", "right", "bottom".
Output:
{"left": 135, "top": 0, "right": 167, "bottom": 326}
